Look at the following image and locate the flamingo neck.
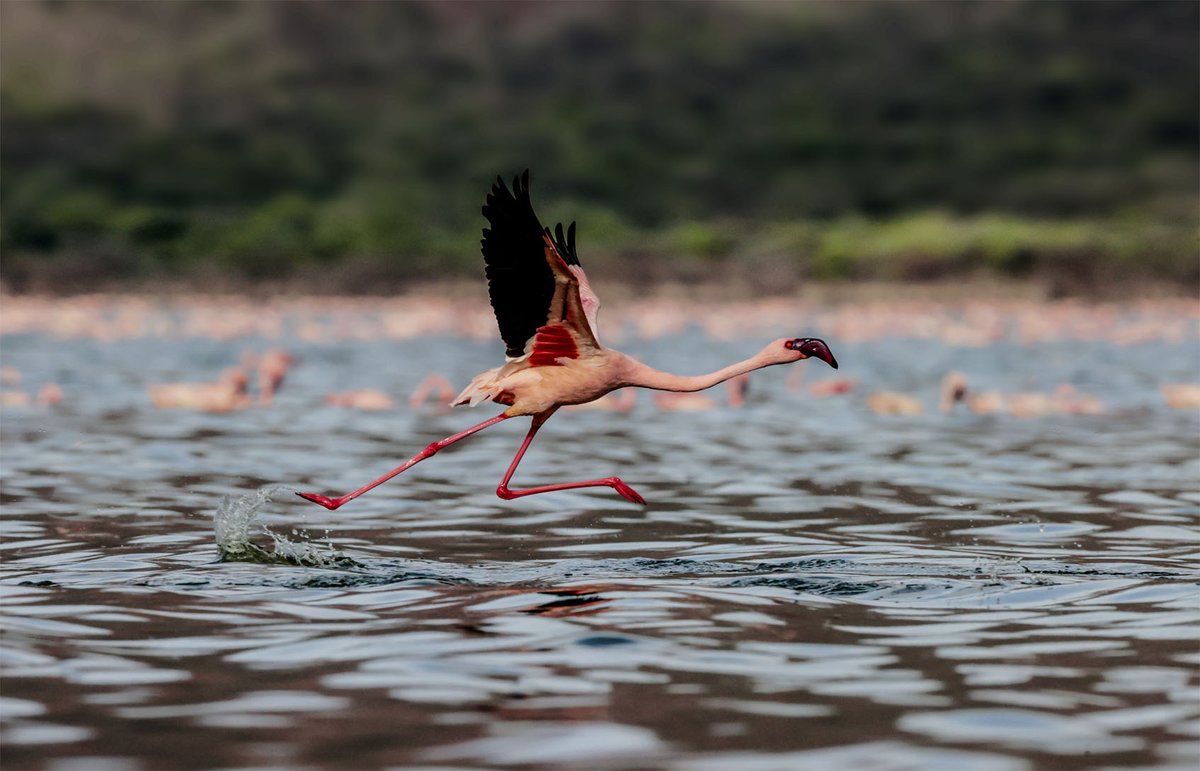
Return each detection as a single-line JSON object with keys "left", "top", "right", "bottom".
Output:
{"left": 623, "top": 350, "right": 774, "bottom": 394}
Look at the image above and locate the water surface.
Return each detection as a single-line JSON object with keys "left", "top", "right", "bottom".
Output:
{"left": 2, "top": 298, "right": 1198, "bottom": 770}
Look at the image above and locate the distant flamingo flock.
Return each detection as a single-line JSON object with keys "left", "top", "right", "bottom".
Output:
{"left": 2, "top": 298, "right": 1196, "bottom": 420}
{"left": 2, "top": 302, "right": 1194, "bottom": 419}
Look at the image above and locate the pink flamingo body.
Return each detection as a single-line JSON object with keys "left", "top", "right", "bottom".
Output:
{"left": 808, "top": 378, "right": 856, "bottom": 398}
{"left": 149, "top": 367, "right": 252, "bottom": 413}
{"left": 298, "top": 172, "right": 837, "bottom": 510}
{"left": 1163, "top": 384, "right": 1200, "bottom": 410}
{"left": 867, "top": 391, "right": 925, "bottom": 416}
{"left": 326, "top": 388, "right": 395, "bottom": 411}
{"left": 565, "top": 387, "right": 637, "bottom": 413}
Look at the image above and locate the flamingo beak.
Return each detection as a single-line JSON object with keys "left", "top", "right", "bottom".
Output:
{"left": 797, "top": 338, "right": 838, "bottom": 369}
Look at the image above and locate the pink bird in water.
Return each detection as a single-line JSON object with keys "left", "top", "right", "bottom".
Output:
{"left": 298, "top": 171, "right": 837, "bottom": 510}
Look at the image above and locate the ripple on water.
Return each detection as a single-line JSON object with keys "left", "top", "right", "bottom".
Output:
{"left": 1, "top": 322, "right": 1198, "bottom": 770}
{"left": 898, "top": 708, "right": 1146, "bottom": 755}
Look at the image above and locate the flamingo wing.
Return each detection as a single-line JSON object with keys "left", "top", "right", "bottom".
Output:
{"left": 546, "top": 221, "right": 602, "bottom": 347}
{"left": 481, "top": 171, "right": 601, "bottom": 363}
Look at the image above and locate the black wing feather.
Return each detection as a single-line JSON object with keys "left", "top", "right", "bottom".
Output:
{"left": 481, "top": 170, "right": 555, "bottom": 358}
{"left": 550, "top": 221, "right": 581, "bottom": 266}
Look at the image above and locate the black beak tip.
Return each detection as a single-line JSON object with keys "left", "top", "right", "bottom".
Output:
{"left": 797, "top": 338, "right": 838, "bottom": 369}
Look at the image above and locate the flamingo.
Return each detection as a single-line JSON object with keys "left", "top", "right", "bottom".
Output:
{"left": 807, "top": 378, "right": 856, "bottom": 398}
{"left": 325, "top": 388, "right": 395, "bottom": 411}
{"left": 149, "top": 367, "right": 252, "bottom": 413}
{"left": 297, "top": 171, "right": 837, "bottom": 510}
{"left": 786, "top": 363, "right": 855, "bottom": 397}
{"left": 940, "top": 372, "right": 1104, "bottom": 417}
{"left": 255, "top": 348, "right": 296, "bottom": 405}
{"left": 867, "top": 391, "right": 925, "bottom": 416}
{"left": 939, "top": 371, "right": 1004, "bottom": 415}
{"left": 1163, "top": 384, "right": 1200, "bottom": 410}
{"left": 408, "top": 372, "right": 457, "bottom": 409}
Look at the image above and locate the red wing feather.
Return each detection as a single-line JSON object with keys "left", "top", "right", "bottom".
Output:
{"left": 480, "top": 173, "right": 603, "bottom": 360}
{"left": 528, "top": 324, "right": 580, "bottom": 367}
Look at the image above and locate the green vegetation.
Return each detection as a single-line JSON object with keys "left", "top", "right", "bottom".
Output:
{"left": 1, "top": 1, "right": 1196, "bottom": 293}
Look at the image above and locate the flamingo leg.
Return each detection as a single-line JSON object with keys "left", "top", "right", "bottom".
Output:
{"left": 495, "top": 413, "right": 646, "bottom": 504}
{"left": 297, "top": 413, "right": 511, "bottom": 510}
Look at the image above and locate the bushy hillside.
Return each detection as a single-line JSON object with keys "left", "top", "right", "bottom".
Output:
{"left": 2, "top": 1, "right": 1196, "bottom": 292}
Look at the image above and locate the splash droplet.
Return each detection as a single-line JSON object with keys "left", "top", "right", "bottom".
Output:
{"left": 213, "top": 485, "right": 359, "bottom": 568}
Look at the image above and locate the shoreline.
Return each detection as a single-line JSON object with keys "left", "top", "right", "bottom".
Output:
{"left": 3, "top": 282, "right": 1195, "bottom": 346}
{"left": 2, "top": 276, "right": 1197, "bottom": 306}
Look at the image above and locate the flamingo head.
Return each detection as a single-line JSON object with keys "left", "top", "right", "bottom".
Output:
{"left": 781, "top": 338, "right": 838, "bottom": 369}
{"left": 939, "top": 371, "right": 968, "bottom": 413}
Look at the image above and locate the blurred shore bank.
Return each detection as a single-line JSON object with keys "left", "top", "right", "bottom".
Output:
{"left": 1, "top": 273, "right": 1195, "bottom": 307}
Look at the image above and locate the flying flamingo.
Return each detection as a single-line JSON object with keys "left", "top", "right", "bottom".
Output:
{"left": 297, "top": 171, "right": 837, "bottom": 510}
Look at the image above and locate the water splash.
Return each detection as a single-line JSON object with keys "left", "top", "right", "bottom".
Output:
{"left": 213, "top": 484, "right": 360, "bottom": 568}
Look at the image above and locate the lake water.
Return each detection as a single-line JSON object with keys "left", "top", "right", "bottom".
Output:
{"left": 1, "top": 296, "right": 1198, "bottom": 770}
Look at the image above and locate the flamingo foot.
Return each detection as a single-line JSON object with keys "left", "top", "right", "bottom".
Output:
{"left": 609, "top": 478, "right": 646, "bottom": 505}
{"left": 295, "top": 491, "right": 343, "bottom": 510}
